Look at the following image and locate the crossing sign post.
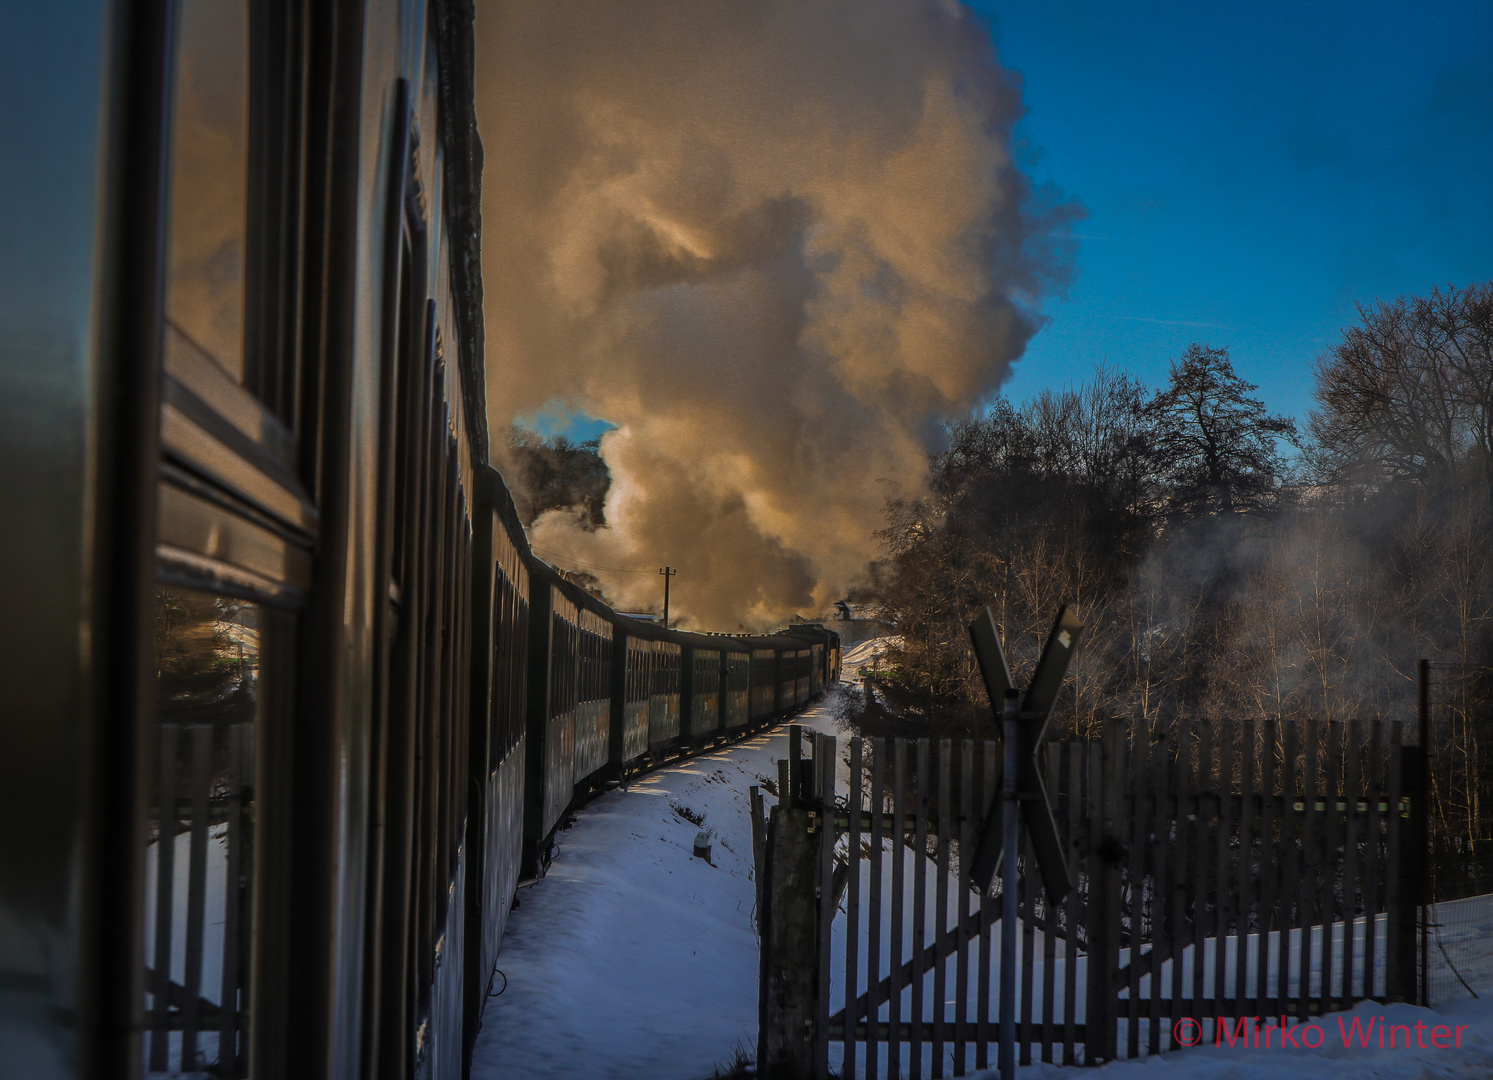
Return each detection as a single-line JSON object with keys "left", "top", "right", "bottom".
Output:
{"left": 969, "top": 604, "right": 1083, "bottom": 900}
{"left": 967, "top": 604, "right": 1084, "bottom": 1080}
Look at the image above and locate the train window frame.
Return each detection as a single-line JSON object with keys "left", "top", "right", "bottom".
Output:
{"left": 142, "top": 4, "right": 314, "bottom": 1077}
{"left": 142, "top": 586, "right": 298, "bottom": 1078}
{"left": 157, "top": 0, "right": 317, "bottom": 551}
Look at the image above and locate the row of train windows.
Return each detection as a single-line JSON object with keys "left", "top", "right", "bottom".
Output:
{"left": 549, "top": 618, "right": 612, "bottom": 716}
{"left": 142, "top": 0, "right": 489, "bottom": 1074}
{"left": 624, "top": 647, "right": 648, "bottom": 704}
{"left": 548, "top": 617, "right": 577, "bottom": 716}
{"left": 649, "top": 651, "right": 681, "bottom": 697}
{"left": 577, "top": 628, "right": 609, "bottom": 704}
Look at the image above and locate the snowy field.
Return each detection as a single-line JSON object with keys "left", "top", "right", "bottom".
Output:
{"left": 842, "top": 636, "right": 898, "bottom": 679}
{"left": 469, "top": 661, "right": 1493, "bottom": 1080}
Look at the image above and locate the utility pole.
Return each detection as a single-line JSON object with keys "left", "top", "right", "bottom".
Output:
{"left": 659, "top": 566, "right": 677, "bottom": 628}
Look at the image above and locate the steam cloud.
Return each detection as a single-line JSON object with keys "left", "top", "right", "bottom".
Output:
{"left": 474, "top": 0, "right": 1076, "bottom": 629}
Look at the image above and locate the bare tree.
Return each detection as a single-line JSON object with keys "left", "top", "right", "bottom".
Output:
{"left": 1310, "top": 282, "right": 1493, "bottom": 501}
{"left": 867, "top": 367, "right": 1158, "bottom": 739}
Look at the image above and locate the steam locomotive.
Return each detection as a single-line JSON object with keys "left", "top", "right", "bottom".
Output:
{"left": 0, "top": 3, "right": 837, "bottom": 1080}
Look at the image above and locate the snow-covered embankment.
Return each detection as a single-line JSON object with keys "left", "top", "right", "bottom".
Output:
{"left": 468, "top": 701, "right": 843, "bottom": 1080}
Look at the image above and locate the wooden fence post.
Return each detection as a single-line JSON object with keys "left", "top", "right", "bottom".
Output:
{"left": 760, "top": 802, "right": 821, "bottom": 1079}
{"left": 1084, "top": 719, "right": 1123, "bottom": 1064}
{"left": 1389, "top": 744, "right": 1427, "bottom": 1003}
{"left": 751, "top": 785, "right": 767, "bottom": 917}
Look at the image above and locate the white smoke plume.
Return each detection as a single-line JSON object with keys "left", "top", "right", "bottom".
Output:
{"left": 473, "top": 0, "right": 1076, "bottom": 629}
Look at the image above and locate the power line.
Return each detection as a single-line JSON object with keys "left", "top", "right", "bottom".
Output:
{"left": 530, "top": 546, "right": 656, "bottom": 575}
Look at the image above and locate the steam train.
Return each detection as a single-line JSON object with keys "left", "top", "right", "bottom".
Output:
{"left": 0, "top": 3, "right": 837, "bottom": 1080}
{"left": 516, "top": 545, "right": 839, "bottom": 877}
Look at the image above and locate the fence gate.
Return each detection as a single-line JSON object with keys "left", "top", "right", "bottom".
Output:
{"left": 754, "top": 721, "right": 1425, "bottom": 1080}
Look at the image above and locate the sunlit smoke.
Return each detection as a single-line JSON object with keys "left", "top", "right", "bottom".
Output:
{"left": 474, "top": 0, "right": 1077, "bottom": 629}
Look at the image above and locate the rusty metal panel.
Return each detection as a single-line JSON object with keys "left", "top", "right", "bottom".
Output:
{"left": 418, "top": 831, "right": 467, "bottom": 1080}
{"left": 725, "top": 652, "right": 751, "bottom": 728}
{"left": 572, "top": 608, "right": 612, "bottom": 781}
{"left": 750, "top": 649, "right": 776, "bottom": 719}
{"left": 624, "top": 699, "right": 649, "bottom": 761}
{"left": 649, "top": 641, "right": 682, "bottom": 746}
{"left": 478, "top": 736, "right": 524, "bottom": 991}
{"left": 693, "top": 691, "right": 718, "bottom": 733}
{"left": 778, "top": 649, "right": 796, "bottom": 711}
{"left": 692, "top": 649, "right": 720, "bottom": 734}
{"left": 541, "top": 712, "right": 575, "bottom": 841}
{"left": 573, "top": 698, "right": 608, "bottom": 782}
{"left": 623, "top": 639, "right": 651, "bottom": 761}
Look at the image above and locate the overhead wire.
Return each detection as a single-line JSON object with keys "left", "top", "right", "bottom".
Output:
{"left": 530, "top": 546, "right": 660, "bottom": 575}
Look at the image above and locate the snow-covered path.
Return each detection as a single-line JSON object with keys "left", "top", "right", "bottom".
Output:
{"left": 468, "top": 702, "right": 843, "bottom": 1080}
{"left": 469, "top": 677, "right": 1493, "bottom": 1080}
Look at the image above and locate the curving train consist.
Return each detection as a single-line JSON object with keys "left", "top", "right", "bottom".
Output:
{"left": 0, "top": 3, "right": 837, "bottom": 1080}
{"left": 473, "top": 479, "right": 840, "bottom": 1079}
{"left": 512, "top": 525, "right": 839, "bottom": 879}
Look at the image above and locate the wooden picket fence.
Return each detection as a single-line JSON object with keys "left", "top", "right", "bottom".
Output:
{"left": 755, "top": 719, "right": 1427, "bottom": 1079}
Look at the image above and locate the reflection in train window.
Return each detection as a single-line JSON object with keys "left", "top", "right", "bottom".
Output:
{"left": 165, "top": 0, "right": 250, "bottom": 384}
{"left": 144, "top": 588, "right": 259, "bottom": 1077}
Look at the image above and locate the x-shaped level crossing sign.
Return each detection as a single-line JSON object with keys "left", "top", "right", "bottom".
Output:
{"left": 968, "top": 604, "right": 1084, "bottom": 905}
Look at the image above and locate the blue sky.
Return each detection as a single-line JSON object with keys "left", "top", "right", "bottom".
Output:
{"left": 521, "top": 1, "right": 1491, "bottom": 442}
{"left": 981, "top": 0, "right": 1493, "bottom": 422}
{"left": 516, "top": 402, "right": 615, "bottom": 443}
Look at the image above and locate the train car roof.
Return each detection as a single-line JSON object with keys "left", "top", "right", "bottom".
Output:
{"left": 607, "top": 615, "right": 785, "bottom": 655}
{"left": 433, "top": 0, "right": 489, "bottom": 465}
{"left": 521, "top": 558, "right": 836, "bottom": 656}
{"left": 737, "top": 633, "right": 816, "bottom": 651}
{"left": 527, "top": 556, "right": 619, "bottom": 621}
{"left": 478, "top": 464, "right": 531, "bottom": 555}
{"left": 778, "top": 623, "right": 841, "bottom": 646}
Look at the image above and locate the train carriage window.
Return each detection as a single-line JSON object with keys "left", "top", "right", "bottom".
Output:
{"left": 165, "top": 0, "right": 251, "bottom": 385}
{"left": 145, "top": 587, "right": 284, "bottom": 1077}
{"left": 145, "top": 3, "right": 310, "bottom": 1075}
{"left": 161, "top": 0, "right": 307, "bottom": 465}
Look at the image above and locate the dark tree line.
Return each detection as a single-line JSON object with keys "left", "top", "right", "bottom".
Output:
{"left": 863, "top": 283, "right": 1493, "bottom": 795}
{"left": 504, "top": 426, "right": 612, "bottom": 529}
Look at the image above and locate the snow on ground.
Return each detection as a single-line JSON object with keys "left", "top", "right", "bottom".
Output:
{"left": 841, "top": 636, "right": 899, "bottom": 680}
{"left": 958, "top": 972, "right": 1493, "bottom": 1079}
{"left": 1429, "top": 892, "right": 1493, "bottom": 1007}
{"left": 837, "top": 872, "right": 1493, "bottom": 1077}
{"left": 470, "top": 685, "right": 1493, "bottom": 1080}
{"left": 468, "top": 701, "right": 845, "bottom": 1080}
{"left": 972, "top": 894, "right": 1493, "bottom": 1079}
{"left": 1003, "top": 995, "right": 1493, "bottom": 1080}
